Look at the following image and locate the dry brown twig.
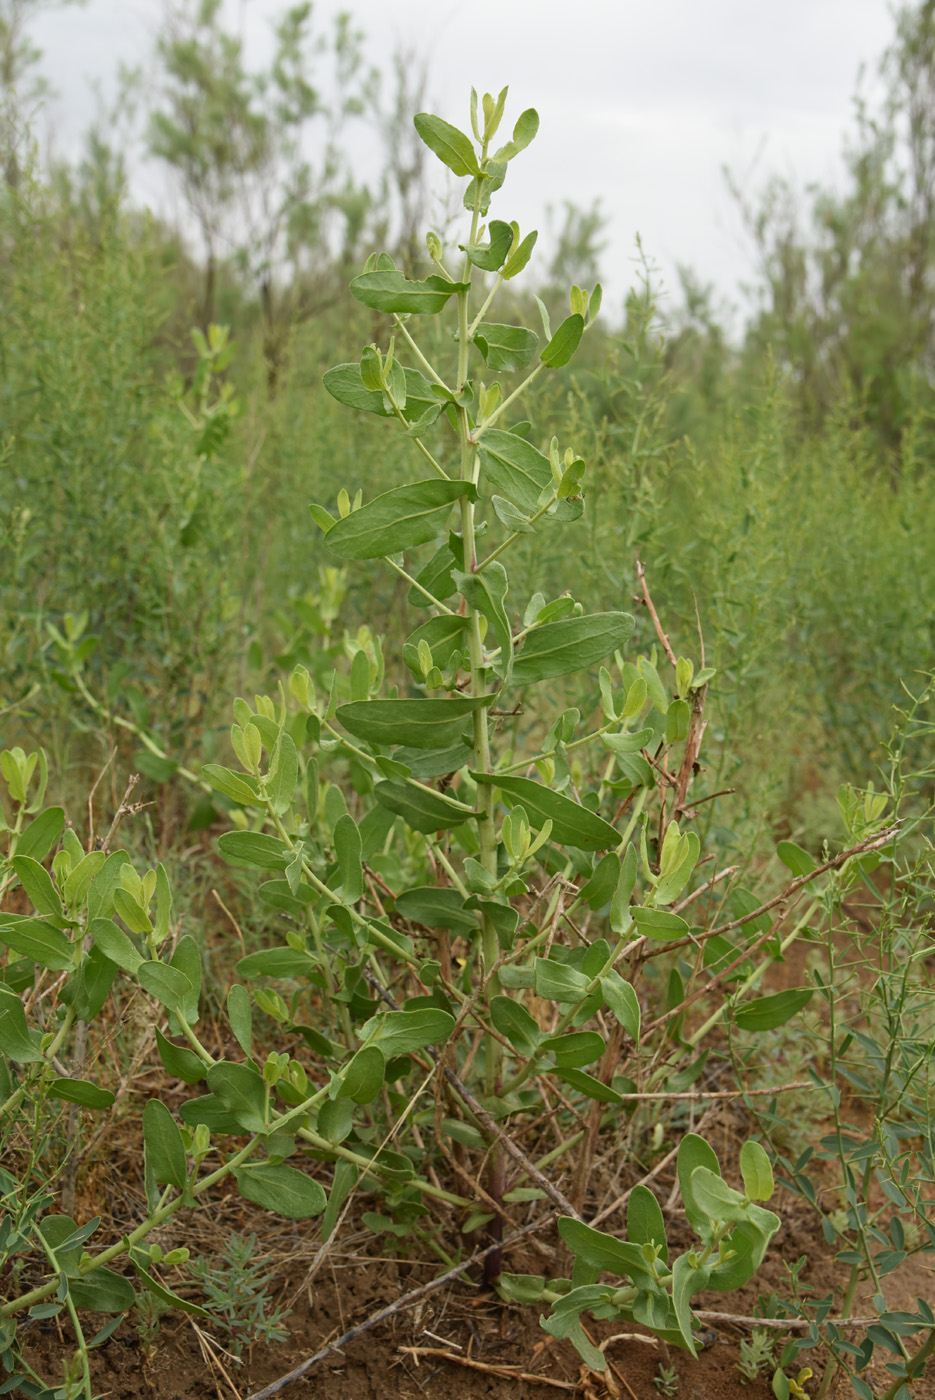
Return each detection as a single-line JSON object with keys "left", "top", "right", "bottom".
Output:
{"left": 398, "top": 1345, "right": 579, "bottom": 1390}
{"left": 86, "top": 746, "right": 116, "bottom": 851}
{"left": 635, "top": 557, "right": 677, "bottom": 669}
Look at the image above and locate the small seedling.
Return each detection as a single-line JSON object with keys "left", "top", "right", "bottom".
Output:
{"left": 737, "top": 1328, "right": 775, "bottom": 1382}
{"left": 189, "top": 1233, "right": 291, "bottom": 1361}
{"left": 654, "top": 1361, "right": 680, "bottom": 1396}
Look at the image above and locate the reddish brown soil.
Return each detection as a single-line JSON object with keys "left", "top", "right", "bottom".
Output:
{"left": 19, "top": 1189, "right": 935, "bottom": 1400}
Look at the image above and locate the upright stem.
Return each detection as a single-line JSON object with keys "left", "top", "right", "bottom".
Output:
{"left": 456, "top": 171, "right": 502, "bottom": 1096}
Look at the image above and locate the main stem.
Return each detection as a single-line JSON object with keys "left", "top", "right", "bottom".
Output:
{"left": 453, "top": 161, "right": 505, "bottom": 1284}
{"left": 456, "top": 185, "right": 501, "bottom": 1094}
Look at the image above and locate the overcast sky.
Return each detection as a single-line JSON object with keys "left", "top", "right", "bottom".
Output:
{"left": 31, "top": 0, "right": 897, "bottom": 323}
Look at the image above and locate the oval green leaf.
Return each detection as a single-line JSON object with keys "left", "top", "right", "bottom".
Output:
{"left": 337, "top": 695, "right": 492, "bottom": 750}
{"left": 472, "top": 773, "right": 618, "bottom": 851}
{"left": 324, "top": 479, "right": 474, "bottom": 560}
{"left": 733, "top": 989, "right": 814, "bottom": 1033}
{"left": 233, "top": 1163, "right": 327, "bottom": 1219}
{"left": 511, "top": 612, "right": 635, "bottom": 687}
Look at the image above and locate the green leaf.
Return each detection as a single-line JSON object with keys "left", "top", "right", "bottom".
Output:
{"left": 318, "top": 1097, "right": 353, "bottom": 1143}
{"left": 653, "top": 830, "right": 700, "bottom": 906}
{"left": 178, "top": 1094, "right": 245, "bottom": 1136}
{"left": 677, "top": 1133, "right": 721, "bottom": 1236}
{"left": 456, "top": 564, "right": 513, "bottom": 680}
{"left": 337, "top": 695, "right": 492, "bottom": 749}
{"left": 11, "top": 857, "right": 62, "bottom": 917}
{"left": 600, "top": 971, "right": 641, "bottom": 1041}
{"left": 350, "top": 268, "right": 469, "bottom": 315}
{"left": 631, "top": 907, "right": 690, "bottom": 941}
{"left": 0, "top": 994, "right": 42, "bottom": 1063}
{"left": 472, "top": 773, "right": 618, "bottom": 851}
{"left": 86, "top": 850, "right": 131, "bottom": 922}
{"left": 59, "top": 945, "right": 118, "bottom": 1022}
{"left": 627, "top": 1184, "right": 668, "bottom": 1263}
{"left": 227, "top": 985, "right": 253, "bottom": 1058}
{"left": 540, "top": 314, "right": 585, "bottom": 368}
{"left": 337, "top": 1045, "right": 384, "bottom": 1104}
{"left": 155, "top": 1028, "right": 206, "bottom": 1085}
{"left": 143, "top": 1099, "right": 187, "bottom": 1188}
{"left": 557, "top": 1217, "right": 656, "bottom": 1288}
{"left": 40, "top": 1214, "right": 86, "bottom": 1274}
{"left": 729, "top": 885, "right": 774, "bottom": 935}
{"left": 541, "top": 1030, "right": 604, "bottom": 1068}
{"left": 236, "top": 947, "right": 318, "bottom": 979}
{"left": 477, "top": 429, "right": 551, "bottom": 514}
{"left": 395, "top": 886, "right": 477, "bottom": 934}
{"left": 62, "top": 851, "right": 106, "bottom": 912}
{"left": 740, "top": 1141, "right": 775, "bottom": 1201}
{"left": 534, "top": 957, "right": 591, "bottom": 1004}
{"left": 69, "top": 1267, "right": 135, "bottom": 1314}
{"left": 734, "top": 989, "right": 813, "bottom": 1033}
{"left": 413, "top": 112, "right": 480, "bottom": 176}
{"left": 490, "top": 996, "right": 542, "bottom": 1056}
{"left": 501, "top": 229, "right": 538, "bottom": 280}
{"left": 358, "top": 1008, "right": 455, "bottom": 1057}
{"left": 777, "top": 841, "right": 817, "bottom": 877}
{"left": 154, "top": 863, "right": 172, "bottom": 943}
{"left": 47, "top": 1078, "right": 115, "bottom": 1110}
{"left": 202, "top": 764, "right": 259, "bottom": 809}
{"left": 323, "top": 479, "right": 474, "bottom": 560}
{"left": 374, "top": 781, "right": 474, "bottom": 834}
{"left": 492, "top": 107, "right": 540, "bottom": 161}
{"left": 511, "top": 613, "right": 634, "bottom": 686}
{"left": 233, "top": 1163, "right": 326, "bottom": 1219}
{"left": 90, "top": 917, "right": 143, "bottom": 975}
{"left": 206, "top": 1062, "right": 268, "bottom": 1135}
{"left": 690, "top": 1166, "right": 749, "bottom": 1224}
{"left": 665, "top": 698, "right": 691, "bottom": 744}
{"left": 131, "top": 1261, "right": 209, "bottom": 1318}
{"left": 111, "top": 885, "right": 151, "bottom": 936}
{"left": 322, "top": 362, "right": 387, "bottom": 416}
{"left": 671, "top": 1252, "right": 707, "bottom": 1356}
{"left": 463, "top": 221, "right": 513, "bottom": 272}
{"left": 217, "top": 831, "right": 291, "bottom": 871}
{"left": 324, "top": 364, "right": 437, "bottom": 420}
{"left": 268, "top": 734, "right": 298, "bottom": 815}
{"left": 16, "top": 806, "right": 65, "bottom": 861}
{"left": 555, "top": 1067, "right": 623, "bottom": 1102}
{"left": 474, "top": 322, "right": 539, "bottom": 372}
{"left": 578, "top": 852, "right": 619, "bottom": 910}
{"left": 137, "top": 962, "right": 192, "bottom": 1015}
{"left": 169, "top": 936, "right": 201, "bottom": 1028}
{"left": 0, "top": 917, "right": 73, "bottom": 971}
{"left": 492, "top": 495, "right": 536, "bottom": 534}
{"left": 333, "top": 814, "right": 363, "bottom": 903}
{"left": 402, "top": 614, "right": 468, "bottom": 676}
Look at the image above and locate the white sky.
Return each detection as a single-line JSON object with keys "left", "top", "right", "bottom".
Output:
{"left": 32, "top": 0, "right": 897, "bottom": 323}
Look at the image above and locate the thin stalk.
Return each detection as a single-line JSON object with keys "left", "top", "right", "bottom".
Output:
{"left": 390, "top": 404, "right": 449, "bottom": 479}
{"left": 383, "top": 555, "right": 456, "bottom": 612}
{"left": 467, "top": 274, "right": 505, "bottom": 339}
{"left": 393, "top": 315, "right": 452, "bottom": 389}
{"left": 475, "top": 490, "right": 561, "bottom": 572}
{"left": 687, "top": 901, "right": 820, "bottom": 1048}
{"left": 475, "top": 362, "right": 545, "bottom": 435}
{"left": 33, "top": 1226, "right": 92, "bottom": 1400}
{"left": 72, "top": 670, "right": 205, "bottom": 791}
